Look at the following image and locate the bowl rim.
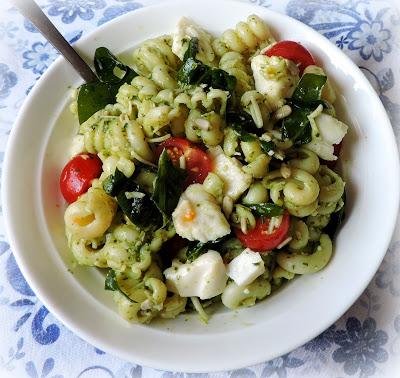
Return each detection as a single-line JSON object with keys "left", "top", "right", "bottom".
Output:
{"left": 2, "top": 0, "right": 400, "bottom": 372}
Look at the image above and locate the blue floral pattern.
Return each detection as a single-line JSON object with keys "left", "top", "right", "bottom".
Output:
{"left": 0, "top": 0, "right": 399, "bottom": 377}
{"left": 332, "top": 318, "right": 388, "bottom": 376}
{"left": 22, "top": 42, "right": 59, "bottom": 75}
{"left": 0, "top": 64, "right": 17, "bottom": 99}
{"left": 47, "top": 0, "right": 107, "bottom": 24}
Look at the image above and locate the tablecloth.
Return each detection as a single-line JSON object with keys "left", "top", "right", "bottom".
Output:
{"left": 0, "top": 0, "right": 399, "bottom": 377}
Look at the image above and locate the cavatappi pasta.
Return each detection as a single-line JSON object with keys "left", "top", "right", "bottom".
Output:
{"left": 62, "top": 15, "right": 348, "bottom": 324}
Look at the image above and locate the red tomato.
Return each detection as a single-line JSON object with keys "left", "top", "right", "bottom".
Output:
{"left": 60, "top": 153, "right": 102, "bottom": 203}
{"left": 235, "top": 212, "right": 291, "bottom": 252}
{"left": 265, "top": 40, "right": 316, "bottom": 74}
{"left": 155, "top": 137, "right": 212, "bottom": 187}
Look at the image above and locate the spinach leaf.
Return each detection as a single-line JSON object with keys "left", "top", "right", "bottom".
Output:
{"left": 292, "top": 74, "right": 327, "bottom": 105}
{"left": 280, "top": 74, "right": 327, "bottom": 146}
{"left": 186, "top": 241, "right": 208, "bottom": 262}
{"left": 260, "top": 140, "right": 276, "bottom": 154}
{"left": 116, "top": 179, "right": 162, "bottom": 229}
{"left": 177, "top": 38, "right": 236, "bottom": 92}
{"left": 323, "top": 192, "right": 346, "bottom": 238}
{"left": 281, "top": 108, "right": 312, "bottom": 146}
{"left": 243, "top": 203, "right": 284, "bottom": 218}
{"left": 105, "top": 270, "right": 137, "bottom": 303}
{"left": 226, "top": 110, "right": 261, "bottom": 141}
{"left": 94, "top": 47, "right": 136, "bottom": 84}
{"left": 186, "top": 235, "right": 230, "bottom": 262}
{"left": 152, "top": 149, "right": 187, "bottom": 218}
{"left": 77, "top": 47, "right": 138, "bottom": 124}
{"left": 103, "top": 168, "right": 126, "bottom": 196}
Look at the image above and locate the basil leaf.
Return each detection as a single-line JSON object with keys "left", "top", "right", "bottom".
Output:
{"left": 292, "top": 74, "right": 327, "bottom": 105}
{"left": 260, "top": 140, "right": 276, "bottom": 154}
{"left": 244, "top": 203, "right": 284, "bottom": 218}
{"left": 323, "top": 192, "right": 346, "bottom": 238}
{"left": 152, "top": 149, "right": 187, "bottom": 218}
{"left": 105, "top": 270, "right": 137, "bottom": 303}
{"left": 103, "top": 168, "right": 126, "bottom": 196}
{"left": 281, "top": 108, "right": 312, "bottom": 146}
{"left": 177, "top": 38, "right": 236, "bottom": 92}
{"left": 116, "top": 180, "right": 162, "bottom": 229}
{"left": 77, "top": 47, "right": 138, "bottom": 124}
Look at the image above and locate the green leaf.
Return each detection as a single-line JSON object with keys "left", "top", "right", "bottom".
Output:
{"left": 105, "top": 270, "right": 137, "bottom": 303}
{"left": 77, "top": 82, "right": 118, "bottom": 124}
{"left": 323, "top": 192, "right": 346, "bottom": 238}
{"left": 183, "top": 37, "right": 199, "bottom": 60}
{"left": 152, "top": 149, "right": 187, "bottom": 218}
{"left": 77, "top": 47, "right": 138, "bottom": 124}
{"left": 244, "top": 203, "right": 284, "bottom": 218}
{"left": 177, "top": 38, "right": 236, "bottom": 92}
{"left": 292, "top": 74, "right": 327, "bottom": 105}
{"left": 260, "top": 140, "right": 276, "bottom": 154}
{"left": 281, "top": 108, "right": 312, "bottom": 146}
{"left": 94, "top": 47, "right": 135, "bottom": 84}
{"left": 227, "top": 110, "right": 260, "bottom": 141}
{"left": 186, "top": 236, "right": 229, "bottom": 262}
{"left": 103, "top": 168, "right": 126, "bottom": 196}
{"left": 116, "top": 180, "right": 162, "bottom": 229}
{"left": 186, "top": 242, "right": 208, "bottom": 262}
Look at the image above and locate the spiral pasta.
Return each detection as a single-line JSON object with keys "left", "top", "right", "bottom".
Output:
{"left": 131, "top": 36, "right": 179, "bottom": 89}
{"left": 213, "top": 15, "right": 275, "bottom": 56}
{"left": 219, "top": 52, "right": 254, "bottom": 95}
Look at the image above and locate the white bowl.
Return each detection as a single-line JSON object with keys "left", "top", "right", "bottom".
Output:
{"left": 2, "top": 0, "right": 399, "bottom": 372}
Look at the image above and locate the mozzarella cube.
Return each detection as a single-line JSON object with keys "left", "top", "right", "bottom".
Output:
{"left": 164, "top": 250, "right": 228, "bottom": 300}
{"left": 172, "top": 184, "right": 230, "bottom": 243}
{"left": 226, "top": 248, "right": 265, "bottom": 287}
{"left": 209, "top": 146, "right": 252, "bottom": 201}
{"left": 172, "top": 17, "right": 215, "bottom": 63}
{"left": 251, "top": 54, "right": 299, "bottom": 110}
{"left": 306, "top": 112, "right": 348, "bottom": 161}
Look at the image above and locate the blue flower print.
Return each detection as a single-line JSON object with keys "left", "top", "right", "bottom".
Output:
{"left": 98, "top": 2, "right": 143, "bottom": 26}
{"left": 0, "top": 64, "right": 17, "bottom": 99}
{"left": 23, "top": 42, "right": 58, "bottom": 75}
{"left": 336, "top": 36, "right": 349, "bottom": 49}
{"left": 47, "top": 0, "right": 106, "bottom": 24}
{"left": 230, "top": 368, "right": 256, "bottom": 378}
{"left": 348, "top": 21, "right": 391, "bottom": 61}
{"left": 261, "top": 352, "right": 304, "bottom": 377}
{"left": 332, "top": 317, "right": 388, "bottom": 376}
{"left": 0, "top": 21, "right": 18, "bottom": 39}
{"left": 26, "top": 358, "right": 63, "bottom": 378}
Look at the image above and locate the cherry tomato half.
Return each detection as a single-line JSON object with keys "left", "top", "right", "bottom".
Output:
{"left": 235, "top": 211, "right": 290, "bottom": 252}
{"left": 60, "top": 153, "right": 102, "bottom": 203}
{"left": 155, "top": 137, "right": 212, "bottom": 187}
{"left": 265, "top": 40, "right": 316, "bottom": 74}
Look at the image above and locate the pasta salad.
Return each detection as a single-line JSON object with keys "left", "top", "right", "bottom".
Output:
{"left": 61, "top": 15, "right": 347, "bottom": 324}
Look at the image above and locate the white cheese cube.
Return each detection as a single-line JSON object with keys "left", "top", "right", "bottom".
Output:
{"left": 209, "top": 146, "right": 252, "bottom": 201}
{"left": 172, "top": 17, "right": 215, "bottom": 63}
{"left": 172, "top": 183, "right": 230, "bottom": 243}
{"left": 251, "top": 54, "right": 299, "bottom": 110}
{"left": 226, "top": 248, "right": 265, "bottom": 287}
{"left": 306, "top": 112, "right": 348, "bottom": 161}
{"left": 164, "top": 250, "right": 228, "bottom": 300}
